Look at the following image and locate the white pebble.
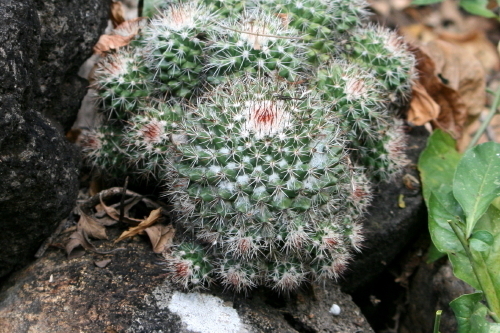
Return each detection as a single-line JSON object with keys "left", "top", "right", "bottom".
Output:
{"left": 329, "top": 304, "right": 341, "bottom": 316}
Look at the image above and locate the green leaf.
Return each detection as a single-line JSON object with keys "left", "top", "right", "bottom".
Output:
{"left": 472, "top": 204, "right": 500, "bottom": 316}
{"left": 428, "top": 191, "right": 480, "bottom": 289}
{"left": 419, "top": 130, "right": 462, "bottom": 263}
{"left": 453, "top": 142, "right": 500, "bottom": 238}
{"left": 418, "top": 130, "right": 462, "bottom": 204}
{"left": 426, "top": 242, "right": 446, "bottom": 263}
{"left": 412, "top": 0, "right": 443, "bottom": 5}
{"left": 428, "top": 191, "right": 465, "bottom": 254}
{"left": 459, "top": 0, "right": 497, "bottom": 18}
{"left": 450, "top": 293, "right": 486, "bottom": 333}
{"left": 449, "top": 252, "right": 481, "bottom": 290}
{"left": 470, "top": 230, "right": 494, "bottom": 252}
{"left": 450, "top": 291, "right": 500, "bottom": 333}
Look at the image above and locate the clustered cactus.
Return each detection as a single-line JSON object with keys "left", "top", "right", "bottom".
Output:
{"left": 81, "top": 0, "right": 415, "bottom": 292}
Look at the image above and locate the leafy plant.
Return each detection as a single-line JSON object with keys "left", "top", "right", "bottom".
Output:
{"left": 412, "top": 0, "right": 498, "bottom": 18}
{"left": 419, "top": 130, "right": 500, "bottom": 332}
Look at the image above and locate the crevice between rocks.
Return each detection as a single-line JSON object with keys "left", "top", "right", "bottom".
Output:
{"left": 283, "top": 313, "right": 317, "bottom": 333}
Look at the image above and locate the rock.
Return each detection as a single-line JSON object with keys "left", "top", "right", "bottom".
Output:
{"left": 340, "top": 125, "right": 429, "bottom": 293}
{"left": 0, "top": 0, "right": 107, "bottom": 279}
{"left": 34, "top": 0, "right": 109, "bottom": 132}
{"left": 399, "top": 259, "right": 474, "bottom": 333}
{"left": 0, "top": 234, "right": 374, "bottom": 333}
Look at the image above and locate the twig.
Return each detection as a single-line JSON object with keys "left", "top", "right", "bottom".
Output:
{"left": 79, "top": 187, "right": 161, "bottom": 215}
{"left": 138, "top": 0, "right": 144, "bottom": 17}
{"left": 119, "top": 176, "right": 129, "bottom": 225}
{"left": 467, "top": 86, "right": 500, "bottom": 150}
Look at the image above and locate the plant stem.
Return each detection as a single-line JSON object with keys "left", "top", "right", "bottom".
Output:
{"left": 467, "top": 86, "right": 500, "bottom": 150}
{"left": 433, "top": 310, "right": 442, "bottom": 333}
{"left": 448, "top": 220, "right": 500, "bottom": 322}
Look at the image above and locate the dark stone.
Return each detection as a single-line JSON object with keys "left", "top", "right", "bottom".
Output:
{"left": 400, "top": 260, "right": 473, "bottom": 333}
{"left": 34, "top": 0, "right": 109, "bottom": 132}
{"left": 0, "top": 231, "right": 374, "bottom": 333}
{"left": 0, "top": 0, "right": 108, "bottom": 279}
{"left": 340, "top": 125, "right": 429, "bottom": 293}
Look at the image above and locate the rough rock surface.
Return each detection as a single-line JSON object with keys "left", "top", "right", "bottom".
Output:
{"left": 0, "top": 234, "right": 374, "bottom": 333}
{"left": 400, "top": 259, "right": 473, "bottom": 333}
{"left": 0, "top": 0, "right": 107, "bottom": 279}
{"left": 340, "top": 125, "right": 428, "bottom": 293}
{"left": 34, "top": 0, "right": 109, "bottom": 132}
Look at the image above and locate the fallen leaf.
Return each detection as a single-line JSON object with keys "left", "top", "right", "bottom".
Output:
{"left": 115, "top": 208, "right": 163, "bottom": 243}
{"left": 114, "top": 17, "right": 147, "bottom": 37}
{"left": 407, "top": 82, "right": 440, "bottom": 125}
{"left": 110, "top": 1, "right": 125, "bottom": 28}
{"left": 422, "top": 40, "right": 486, "bottom": 117}
{"left": 408, "top": 43, "right": 478, "bottom": 138}
{"left": 93, "top": 17, "right": 146, "bottom": 56}
{"left": 66, "top": 229, "right": 98, "bottom": 258}
{"left": 400, "top": 24, "right": 437, "bottom": 44}
{"left": 93, "top": 34, "right": 134, "bottom": 55}
{"left": 95, "top": 216, "right": 119, "bottom": 227}
{"left": 94, "top": 259, "right": 112, "bottom": 268}
{"left": 77, "top": 210, "right": 108, "bottom": 240}
{"left": 144, "top": 225, "right": 176, "bottom": 253}
{"left": 437, "top": 30, "right": 500, "bottom": 73}
{"left": 99, "top": 193, "right": 142, "bottom": 224}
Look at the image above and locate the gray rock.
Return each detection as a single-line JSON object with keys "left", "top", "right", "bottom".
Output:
{"left": 340, "top": 125, "right": 428, "bottom": 293}
{"left": 0, "top": 0, "right": 107, "bottom": 279}
{"left": 34, "top": 0, "right": 109, "bottom": 132}
{"left": 0, "top": 234, "right": 374, "bottom": 333}
{"left": 400, "top": 260, "right": 473, "bottom": 333}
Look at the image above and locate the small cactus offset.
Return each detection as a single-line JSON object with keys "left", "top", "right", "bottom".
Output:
{"left": 83, "top": 0, "right": 416, "bottom": 292}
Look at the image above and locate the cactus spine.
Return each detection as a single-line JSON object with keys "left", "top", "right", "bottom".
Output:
{"left": 82, "top": 0, "right": 415, "bottom": 292}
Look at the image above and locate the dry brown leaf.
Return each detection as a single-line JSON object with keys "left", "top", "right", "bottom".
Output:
{"left": 408, "top": 42, "right": 484, "bottom": 138}
{"left": 407, "top": 82, "right": 440, "bottom": 126}
{"left": 93, "top": 17, "right": 146, "bottom": 56}
{"left": 95, "top": 216, "right": 119, "bottom": 227}
{"left": 401, "top": 23, "right": 499, "bottom": 73}
{"left": 93, "top": 34, "right": 134, "bottom": 55}
{"left": 110, "top": 1, "right": 125, "bottom": 28}
{"left": 78, "top": 210, "right": 108, "bottom": 240}
{"left": 114, "top": 17, "right": 146, "bottom": 37}
{"left": 422, "top": 40, "right": 486, "bottom": 117}
{"left": 65, "top": 229, "right": 97, "bottom": 258}
{"left": 99, "top": 193, "right": 142, "bottom": 224}
{"left": 94, "top": 259, "right": 112, "bottom": 268}
{"left": 437, "top": 30, "right": 500, "bottom": 73}
{"left": 144, "top": 225, "right": 176, "bottom": 253}
{"left": 400, "top": 24, "right": 437, "bottom": 44}
{"left": 115, "top": 208, "right": 163, "bottom": 243}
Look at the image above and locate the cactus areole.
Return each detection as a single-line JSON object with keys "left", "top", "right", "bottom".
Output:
{"left": 83, "top": 0, "right": 416, "bottom": 292}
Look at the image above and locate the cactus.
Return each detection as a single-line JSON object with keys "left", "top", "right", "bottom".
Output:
{"left": 82, "top": 0, "right": 415, "bottom": 292}
{"left": 205, "top": 9, "right": 307, "bottom": 82}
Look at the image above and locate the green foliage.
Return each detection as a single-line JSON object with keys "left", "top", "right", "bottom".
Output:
{"left": 83, "top": 0, "right": 416, "bottom": 292}
{"left": 412, "top": 0, "right": 498, "bottom": 18}
{"left": 419, "top": 130, "right": 500, "bottom": 330}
